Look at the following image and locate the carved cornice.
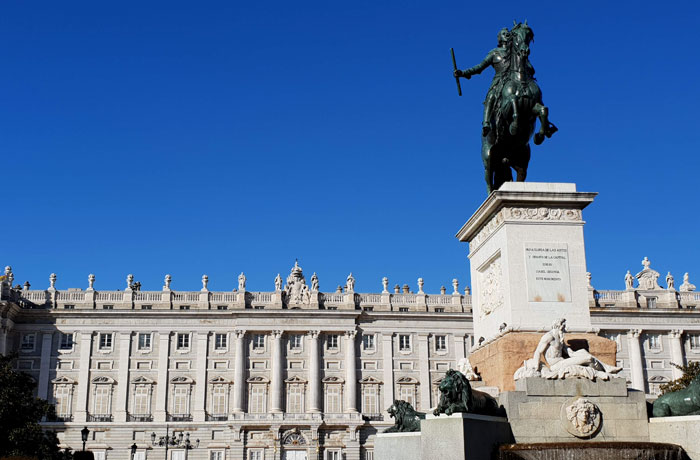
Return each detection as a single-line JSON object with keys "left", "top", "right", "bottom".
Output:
{"left": 469, "top": 206, "right": 583, "bottom": 251}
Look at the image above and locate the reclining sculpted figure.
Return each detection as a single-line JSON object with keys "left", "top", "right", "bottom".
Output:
{"left": 514, "top": 318, "right": 622, "bottom": 381}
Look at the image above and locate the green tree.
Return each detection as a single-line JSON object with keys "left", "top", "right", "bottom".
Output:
{"left": 0, "top": 353, "right": 70, "bottom": 460}
{"left": 660, "top": 361, "right": 700, "bottom": 395}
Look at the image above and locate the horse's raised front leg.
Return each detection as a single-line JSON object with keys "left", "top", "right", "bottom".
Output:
{"left": 533, "top": 103, "right": 558, "bottom": 145}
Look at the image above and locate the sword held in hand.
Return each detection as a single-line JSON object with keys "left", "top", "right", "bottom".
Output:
{"left": 451, "top": 48, "right": 462, "bottom": 96}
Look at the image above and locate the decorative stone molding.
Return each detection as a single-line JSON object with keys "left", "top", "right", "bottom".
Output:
{"left": 669, "top": 329, "right": 684, "bottom": 339}
{"left": 561, "top": 397, "right": 601, "bottom": 438}
{"left": 627, "top": 329, "right": 642, "bottom": 339}
{"left": 478, "top": 255, "right": 504, "bottom": 319}
{"left": 469, "top": 207, "right": 583, "bottom": 251}
{"left": 308, "top": 330, "right": 320, "bottom": 339}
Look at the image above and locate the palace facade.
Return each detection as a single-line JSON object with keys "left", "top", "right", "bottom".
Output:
{"left": 0, "top": 260, "right": 698, "bottom": 460}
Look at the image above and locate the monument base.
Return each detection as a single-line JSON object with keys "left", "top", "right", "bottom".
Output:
{"left": 374, "top": 432, "right": 421, "bottom": 460}
{"left": 420, "top": 413, "right": 514, "bottom": 460}
{"left": 649, "top": 415, "right": 700, "bottom": 459}
{"left": 468, "top": 332, "right": 617, "bottom": 391}
{"left": 501, "top": 378, "right": 648, "bottom": 444}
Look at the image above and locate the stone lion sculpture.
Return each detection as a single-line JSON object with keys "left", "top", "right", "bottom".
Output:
{"left": 653, "top": 373, "right": 700, "bottom": 417}
{"left": 433, "top": 369, "right": 504, "bottom": 416}
{"left": 384, "top": 400, "right": 426, "bottom": 432}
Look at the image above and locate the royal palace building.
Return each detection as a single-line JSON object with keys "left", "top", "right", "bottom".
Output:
{"left": 0, "top": 260, "right": 699, "bottom": 460}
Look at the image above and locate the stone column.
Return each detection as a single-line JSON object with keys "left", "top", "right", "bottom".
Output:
{"left": 37, "top": 331, "right": 54, "bottom": 401}
{"left": 627, "top": 329, "right": 645, "bottom": 392}
{"left": 669, "top": 329, "right": 685, "bottom": 380}
{"left": 345, "top": 330, "right": 358, "bottom": 412}
{"left": 382, "top": 333, "right": 394, "bottom": 415}
{"left": 193, "top": 332, "right": 209, "bottom": 421}
{"left": 308, "top": 330, "right": 321, "bottom": 412}
{"left": 74, "top": 332, "right": 93, "bottom": 422}
{"left": 417, "top": 334, "right": 431, "bottom": 411}
{"left": 270, "top": 330, "right": 284, "bottom": 413}
{"left": 114, "top": 332, "right": 131, "bottom": 422}
{"left": 154, "top": 332, "right": 170, "bottom": 422}
{"left": 232, "top": 330, "right": 247, "bottom": 413}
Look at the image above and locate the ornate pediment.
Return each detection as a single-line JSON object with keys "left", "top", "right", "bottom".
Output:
{"left": 170, "top": 376, "right": 193, "bottom": 384}
{"left": 131, "top": 376, "right": 154, "bottom": 384}
{"left": 247, "top": 375, "right": 270, "bottom": 383}
{"left": 636, "top": 257, "right": 662, "bottom": 290}
{"left": 358, "top": 376, "right": 382, "bottom": 384}
{"left": 284, "top": 375, "right": 307, "bottom": 384}
{"left": 396, "top": 376, "right": 418, "bottom": 384}
{"left": 648, "top": 375, "right": 670, "bottom": 383}
{"left": 209, "top": 376, "right": 231, "bottom": 384}
{"left": 322, "top": 376, "right": 344, "bottom": 383}
{"left": 91, "top": 376, "right": 115, "bottom": 384}
{"left": 52, "top": 376, "right": 76, "bottom": 385}
{"left": 282, "top": 430, "right": 307, "bottom": 446}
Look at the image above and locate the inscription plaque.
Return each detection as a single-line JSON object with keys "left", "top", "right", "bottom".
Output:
{"left": 525, "top": 242, "right": 572, "bottom": 302}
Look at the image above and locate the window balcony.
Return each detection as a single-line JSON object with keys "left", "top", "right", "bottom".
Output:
{"left": 206, "top": 413, "right": 229, "bottom": 421}
{"left": 47, "top": 414, "right": 73, "bottom": 422}
{"left": 127, "top": 414, "right": 153, "bottom": 422}
{"left": 361, "top": 413, "right": 384, "bottom": 422}
{"left": 167, "top": 413, "right": 193, "bottom": 422}
{"left": 87, "top": 414, "right": 113, "bottom": 422}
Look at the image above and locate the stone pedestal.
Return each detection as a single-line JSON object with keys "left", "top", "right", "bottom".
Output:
{"left": 649, "top": 415, "right": 700, "bottom": 460}
{"left": 374, "top": 432, "right": 421, "bottom": 460}
{"left": 501, "top": 378, "right": 649, "bottom": 443}
{"left": 420, "top": 413, "right": 514, "bottom": 460}
{"left": 456, "top": 182, "right": 597, "bottom": 342}
{"left": 468, "top": 332, "right": 617, "bottom": 391}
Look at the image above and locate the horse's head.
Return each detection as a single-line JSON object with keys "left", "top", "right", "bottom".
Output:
{"left": 511, "top": 20, "right": 534, "bottom": 61}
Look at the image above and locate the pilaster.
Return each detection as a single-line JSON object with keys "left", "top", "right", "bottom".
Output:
{"left": 114, "top": 332, "right": 131, "bottom": 422}
{"left": 232, "top": 330, "right": 246, "bottom": 413}
{"left": 154, "top": 332, "right": 170, "bottom": 422}
{"left": 417, "top": 334, "right": 431, "bottom": 411}
{"left": 345, "top": 330, "right": 358, "bottom": 412}
{"left": 74, "top": 332, "right": 93, "bottom": 422}
{"left": 37, "top": 331, "right": 54, "bottom": 400}
{"left": 382, "top": 333, "right": 394, "bottom": 416}
{"left": 308, "top": 330, "right": 321, "bottom": 412}
{"left": 193, "top": 332, "right": 209, "bottom": 421}
{"left": 627, "top": 329, "right": 645, "bottom": 392}
{"left": 270, "top": 330, "right": 284, "bottom": 413}
{"left": 669, "top": 329, "right": 685, "bottom": 380}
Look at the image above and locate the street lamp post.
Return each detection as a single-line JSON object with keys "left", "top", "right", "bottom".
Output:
{"left": 151, "top": 427, "right": 200, "bottom": 460}
{"left": 81, "top": 426, "right": 90, "bottom": 452}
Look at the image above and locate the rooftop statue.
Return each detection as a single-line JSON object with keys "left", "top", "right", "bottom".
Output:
{"left": 453, "top": 21, "right": 557, "bottom": 194}
{"left": 514, "top": 318, "right": 622, "bottom": 381}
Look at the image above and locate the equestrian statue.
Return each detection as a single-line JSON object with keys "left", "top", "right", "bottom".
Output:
{"left": 453, "top": 21, "right": 558, "bottom": 194}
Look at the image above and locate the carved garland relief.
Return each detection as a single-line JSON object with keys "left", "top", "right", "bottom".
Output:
{"left": 469, "top": 207, "right": 582, "bottom": 252}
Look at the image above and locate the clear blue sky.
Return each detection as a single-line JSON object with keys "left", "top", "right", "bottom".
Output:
{"left": 2, "top": 0, "right": 698, "bottom": 293}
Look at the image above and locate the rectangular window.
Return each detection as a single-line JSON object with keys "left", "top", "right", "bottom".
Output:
{"left": 249, "top": 385, "right": 266, "bottom": 413}
{"left": 290, "top": 334, "right": 303, "bottom": 350}
{"left": 647, "top": 297, "right": 657, "bottom": 309}
{"left": 690, "top": 334, "right": 700, "bottom": 349}
{"left": 93, "top": 452, "right": 106, "bottom": 460}
{"left": 399, "top": 307, "right": 409, "bottom": 312}
{"left": 249, "top": 450, "right": 264, "bottom": 460}
{"left": 363, "top": 306, "right": 374, "bottom": 311}
{"left": 137, "top": 333, "right": 151, "bottom": 351}
{"left": 180, "top": 305, "right": 190, "bottom": 310}
{"left": 171, "top": 452, "right": 185, "bottom": 460}
{"left": 210, "top": 452, "right": 224, "bottom": 460}
{"left": 363, "top": 385, "right": 378, "bottom": 414}
{"left": 252, "top": 334, "right": 265, "bottom": 350}
{"left": 59, "top": 333, "right": 74, "bottom": 350}
{"left": 20, "top": 333, "right": 36, "bottom": 351}
{"left": 64, "top": 304, "right": 75, "bottom": 310}
{"left": 327, "top": 450, "right": 341, "bottom": 460}
{"left": 362, "top": 334, "right": 375, "bottom": 351}
{"left": 287, "top": 384, "right": 304, "bottom": 413}
{"left": 435, "top": 308, "right": 445, "bottom": 313}
{"left": 99, "top": 333, "right": 113, "bottom": 350}
{"left": 93, "top": 385, "right": 111, "bottom": 415}
{"left": 648, "top": 334, "right": 661, "bottom": 350}
{"left": 133, "top": 453, "right": 145, "bottom": 460}
{"left": 435, "top": 335, "right": 447, "bottom": 352}
{"left": 102, "top": 305, "right": 113, "bottom": 310}
{"left": 254, "top": 305, "right": 265, "bottom": 310}
{"left": 215, "top": 333, "right": 227, "bottom": 350}
{"left": 398, "top": 385, "right": 415, "bottom": 407}
{"left": 172, "top": 386, "right": 189, "bottom": 415}
{"left": 364, "top": 450, "right": 374, "bottom": 460}
{"left": 54, "top": 385, "right": 72, "bottom": 417}
{"left": 177, "top": 333, "right": 190, "bottom": 350}
{"left": 216, "top": 305, "right": 228, "bottom": 310}
{"left": 326, "top": 385, "right": 341, "bottom": 413}
{"left": 327, "top": 334, "right": 339, "bottom": 350}
{"left": 141, "top": 305, "right": 152, "bottom": 310}
{"left": 399, "top": 334, "right": 411, "bottom": 351}
{"left": 211, "top": 385, "right": 227, "bottom": 415}
{"left": 132, "top": 385, "right": 150, "bottom": 416}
